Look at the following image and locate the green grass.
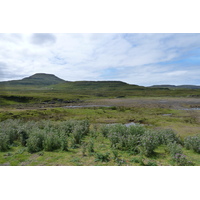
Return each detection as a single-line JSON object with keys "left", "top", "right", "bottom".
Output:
{"left": 1, "top": 79, "right": 200, "bottom": 166}
{"left": 1, "top": 105, "right": 199, "bottom": 135}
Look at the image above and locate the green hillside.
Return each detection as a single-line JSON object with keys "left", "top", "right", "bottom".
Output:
{"left": 50, "top": 80, "right": 146, "bottom": 97}
{"left": 1, "top": 73, "right": 200, "bottom": 106}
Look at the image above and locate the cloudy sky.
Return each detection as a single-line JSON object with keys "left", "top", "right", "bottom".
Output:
{"left": 0, "top": 33, "right": 200, "bottom": 86}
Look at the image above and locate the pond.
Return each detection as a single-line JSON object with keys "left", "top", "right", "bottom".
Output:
{"left": 180, "top": 108, "right": 200, "bottom": 111}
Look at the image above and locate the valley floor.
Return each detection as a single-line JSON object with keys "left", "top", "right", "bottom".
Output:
{"left": 0, "top": 97, "right": 200, "bottom": 166}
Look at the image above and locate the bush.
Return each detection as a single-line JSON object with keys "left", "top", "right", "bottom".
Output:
{"left": 130, "top": 156, "right": 145, "bottom": 166}
{"left": 43, "top": 132, "right": 62, "bottom": 151}
{"left": 158, "top": 129, "right": 181, "bottom": 145}
{"left": 130, "top": 157, "right": 141, "bottom": 163}
{"left": 172, "top": 153, "right": 193, "bottom": 166}
{"left": 108, "top": 124, "right": 145, "bottom": 153}
{"left": 0, "top": 119, "right": 22, "bottom": 144}
{"left": 140, "top": 130, "right": 160, "bottom": 157}
{"left": 184, "top": 134, "right": 200, "bottom": 153}
{"left": 70, "top": 120, "right": 90, "bottom": 148}
{"left": 87, "top": 139, "right": 95, "bottom": 153}
{"left": 167, "top": 142, "right": 182, "bottom": 157}
{"left": 0, "top": 119, "right": 88, "bottom": 152}
{"left": 27, "top": 129, "right": 45, "bottom": 153}
{"left": 146, "top": 160, "right": 158, "bottom": 166}
{"left": 0, "top": 132, "right": 10, "bottom": 151}
{"left": 167, "top": 142, "right": 193, "bottom": 166}
{"left": 70, "top": 127, "right": 84, "bottom": 148}
{"left": 100, "top": 125, "right": 110, "bottom": 137}
{"left": 128, "top": 125, "right": 146, "bottom": 137}
{"left": 79, "top": 120, "right": 90, "bottom": 135}
{"left": 59, "top": 120, "right": 77, "bottom": 136}
{"left": 89, "top": 129, "right": 97, "bottom": 138}
{"left": 95, "top": 152, "right": 110, "bottom": 162}
{"left": 18, "top": 129, "right": 29, "bottom": 146}
{"left": 112, "top": 149, "right": 120, "bottom": 161}
{"left": 59, "top": 133, "right": 68, "bottom": 151}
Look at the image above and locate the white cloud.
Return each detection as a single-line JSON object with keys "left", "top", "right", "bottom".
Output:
{"left": 0, "top": 33, "right": 200, "bottom": 85}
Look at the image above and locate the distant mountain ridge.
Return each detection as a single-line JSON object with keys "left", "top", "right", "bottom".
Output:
{"left": 151, "top": 85, "right": 200, "bottom": 89}
{"left": 1, "top": 73, "right": 200, "bottom": 90}
{"left": 0, "top": 73, "right": 65, "bottom": 86}
{"left": 0, "top": 73, "right": 140, "bottom": 88}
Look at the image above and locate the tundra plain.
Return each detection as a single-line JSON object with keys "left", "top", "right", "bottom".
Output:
{"left": 0, "top": 74, "right": 199, "bottom": 166}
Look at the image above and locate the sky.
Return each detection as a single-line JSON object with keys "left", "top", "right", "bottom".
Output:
{"left": 1, "top": 33, "right": 200, "bottom": 86}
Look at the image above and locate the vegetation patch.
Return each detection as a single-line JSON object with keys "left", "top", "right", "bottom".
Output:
{"left": 0, "top": 119, "right": 199, "bottom": 166}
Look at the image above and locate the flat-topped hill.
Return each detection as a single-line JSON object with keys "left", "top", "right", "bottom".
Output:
{"left": 0, "top": 73, "right": 65, "bottom": 86}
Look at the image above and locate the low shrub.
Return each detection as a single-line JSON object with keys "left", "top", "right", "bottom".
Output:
{"left": 59, "top": 120, "right": 77, "bottom": 136}
{"left": 70, "top": 127, "right": 84, "bottom": 148}
{"left": 167, "top": 142, "right": 193, "bottom": 166}
{"left": 108, "top": 124, "right": 145, "bottom": 153}
{"left": 130, "top": 157, "right": 141, "bottom": 164}
{"left": 0, "top": 119, "right": 22, "bottom": 144}
{"left": 27, "top": 129, "right": 45, "bottom": 153}
{"left": 95, "top": 152, "right": 110, "bottom": 162}
{"left": 0, "top": 132, "right": 10, "bottom": 151}
{"left": 128, "top": 125, "right": 146, "bottom": 137}
{"left": 140, "top": 130, "right": 160, "bottom": 157}
{"left": 112, "top": 149, "right": 120, "bottom": 161}
{"left": 87, "top": 139, "right": 95, "bottom": 153}
{"left": 18, "top": 129, "right": 29, "bottom": 146}
{"left": 184, "top": 134, "right": 200, "bottom": 153}
{"left": 172, "top": 153, "right": 193, "bottom": 166}
{"left": 70, "top": 120, "right": 90, "bottom": 148}
{"left": 81, "top": 143, "right": 87, "bottom": 156}
{"left": 43, "top": 132, "right": 62, "bottom": 151}
{"left": 59, "top": 133, "right": 68, "bottom": 151}
{"left": 145, "top": 160, "right": 158, "bottom": 166}
{"left": 116, "top": 159, "right": 127, "bottom": 166}
{"left": 158, "top": 129, "right": 181, "bottom": 145}
{"left": 88, "top": 129, "right": 98, "bottom": 138}
{"left": 100, "top": 125, "right": 110, "bottom": 137}
{"left": 167, "top": 142, "right": 182, "bottom": 157}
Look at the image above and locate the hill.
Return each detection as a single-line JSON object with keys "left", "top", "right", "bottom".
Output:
{"left": 49, "top": 80, "right": 146, "bottom": 97}
{"left": 0, "top": 73, "right": 65, "bottom": 86}
{"left": 1, "top": 74, "right": 200, "bottom": 102}
{"left": 150, "top": 85, "right": 200, "bottom": 89}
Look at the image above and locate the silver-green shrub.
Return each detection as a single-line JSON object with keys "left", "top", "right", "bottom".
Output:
{"left": 0, "top": 132, "right": 10, "bottom": 151}
{"left": 27, "top": 129, "right": 45, "bottom": 153}
{"left": 70, "top": 120, "right": 89, "bottom": 148}
{"left": 140, "top": 130, "right": 160, "bottom": 157}
{"left": 158, "top": 129, "right": 181, "bottom": 145}
{"left": 100, "top": 125, "right": 110, "bottom": 137}
{"left": 0, "top": 119, "right": 22, "bottom": 144}
{"left": 95, "top": 152, "right": 110, "bottom": 162}
{"left": 108, "top": 124, "right": 146, "bottom": 153}
{"left": 184, "top": 134, "right": 200, "bottom": 153}
{"left": 166, "top": 142, "right": 193, "bottom": 165}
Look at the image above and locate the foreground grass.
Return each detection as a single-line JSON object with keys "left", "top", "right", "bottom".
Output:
{"left": 1, "top": 137, "right": 199, "bottom": 166}
{"left": 0, "top": 119, "right": 199, "bottom": 166}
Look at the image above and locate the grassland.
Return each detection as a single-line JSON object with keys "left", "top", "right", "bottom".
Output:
{"left": 0, "top": 77, "right": 200, "bottom": 166}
